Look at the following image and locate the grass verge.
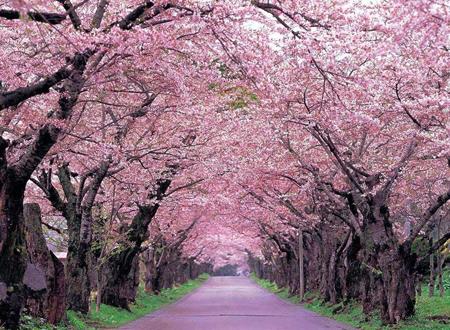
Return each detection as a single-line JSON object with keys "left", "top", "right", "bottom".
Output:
{"left": 21, "top": 273, "right": 209, "bottom": 329}
{"left": 251, "top": 273, "right": 450, "bottom": 330}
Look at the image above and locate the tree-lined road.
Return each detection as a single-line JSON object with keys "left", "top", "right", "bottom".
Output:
{"left": 118, "top": 276, "right": 354, "bottom": 330}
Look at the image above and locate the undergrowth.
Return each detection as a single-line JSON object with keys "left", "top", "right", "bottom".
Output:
{"left": 251, "top": 272, "right": 450, "bottom": 330}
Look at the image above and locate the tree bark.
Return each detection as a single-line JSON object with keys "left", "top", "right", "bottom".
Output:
{"left": 63, "top": 160, "right": 111, "bottom": 313}
{"left": 429, "top": 239, "right": 435, "bottom": 297}
{"left": 0, "top": 174, "right": 28, "bottom": 330}
{"left": 65, "top": 220, "right": 91, "bottom": 313}
{"left": 101, "top": 166, "right": 176, "bottom": 309}
{"left": 62, "top": 165, "right": 91, "bottom": 313}
{"left": 437, "top": 254, "right": 445, "bottom": 297}
{"left": 0, "top": 125, "right": 61, "bottom": 329}
{"left": 36, "top": 158, "right": 110, "bottom": 314}
{"left": 378, "top": 244, "right": 416, "bottom": 323}
{"left": 23, "top": 203, "right": 66, "bottom": 324}
{"left": 360, "top": 193, "right": 416, "bottom": 324}
{"left": 298, "top": 229, "right": 304, "bottom": 301}
{"left": 100, "top": 251, "right": 140, "bottom": 310}
{"left": 143, "top": 248, "right": 154, "bottom": 293}
{"left": 100, "top": 206, "right": 151, "bottom": 309}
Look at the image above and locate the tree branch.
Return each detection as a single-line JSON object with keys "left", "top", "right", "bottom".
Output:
{"left": 380, "top": 140, "right": 417, "bottom": 196}
{"left": 0, "top": 50, "right": 91, "bottom": 112}
{"left": 32, "top": 172, "right": 67, "bottom": 213}
{"left": 10, "top": 124, "right": 61, "bottom": 184}
{"left": 416, "top": 232, "right": 450, "bottom": 264}
{"left": 41, "top": 221, "right": 65, "bottom": 235}
{"left": 56, "top": 0, "right": 82, "bottom": 30}
{"left": 57, "top": 164, "right": 77, "bottom": 201}
{"left": 408, "top": 189, "right": 450, "bottom": 243}
{"left": 0, "top": 9, "right": 66, "bottom": 24}
{"left": 0, "top": 68, "right": 70, "bottom": 111}
{"left": 112, "top": 0, "right": 156, "bottom": 30}
{"left": 91, "top": 0, "right": 109, "bottom": 29}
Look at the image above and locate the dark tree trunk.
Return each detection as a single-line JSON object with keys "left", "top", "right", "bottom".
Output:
{"left": 151, "top": 268, "right": 163, "bottom": 294}
{"left": 428, "top": 238, "right": 435, "bottom": 297}
{"left": 378, "top": 245, "right": 416, "bottom": 324}
{"left": 327, "top": 249, "right": 338, "bottom": 304}
{"left": 101, "top": 167, "right": 175, "bottom": 309}
{"left": 23, "top": 203, "right": 66, "bottom": 324}
{"left": 0, "top": 127, "right": 60, "bottom": 329}
{"left": 36, "top": 158, "right": 110, "bottom": 314}
{"left": 298, "top": 229, "right": 304, "bottom": 301}
{"left": 100, "top": 248, "right": 140, "bottom": 310}
{"left": 143, "top": 248, "right": 154, "bottom": 293}
{"left": 343, "top": 235, "right": 362, "bottom": 301}
{"left": 146, "top": 251, "right": 165, "bottom": 294}
{"left": 65, "top": 211, "right": 95, "bottom": 313}
{"left": 47, "top": 253, "right": 66, "bottom": 324}
{"left": 65, "top": 159, "right": 111, "bottom": 313}
{"left": 142, "top": 247, "right": 163, "bottom": 294}
{"left": 62, "top": 174, "right": 90, "bottom": 313}
{"left": 65, "top": 224, "right": 91, "bottom": 313}
{"left": 437, "top": 254, "right": 445, "bottom": 297}
{"left": 360, "top": 194, "right": 416, "bottom": 324}
{"left": 0, "top": 176, "right": 28, "bottom": 330}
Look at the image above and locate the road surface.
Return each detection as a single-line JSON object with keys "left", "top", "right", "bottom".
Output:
{"left": 118, "top": 276, "right": 354, "bottom": 330}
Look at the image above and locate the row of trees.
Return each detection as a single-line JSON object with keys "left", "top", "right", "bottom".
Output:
{"left": 0, "top": 0, "right": 449, "bottom": 328}
{"left": 247, "top": 203, "right": 448, "bottom": 323}
{"left": 22, "top": 201, "right": 212, "bottom": 323}
{"left": 234, "top": 0, "right": 449, "bottom": 325}
{"left": 0, "top": 1, "right": 228, "bottom": 328}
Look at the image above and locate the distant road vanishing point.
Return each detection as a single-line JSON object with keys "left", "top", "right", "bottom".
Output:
{"left": 118, "top": 276, "right": 354, "bottom": 330}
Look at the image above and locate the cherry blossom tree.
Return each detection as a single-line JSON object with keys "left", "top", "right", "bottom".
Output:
{"left": 0, "top": 0, "right": 448, "bottom": 328}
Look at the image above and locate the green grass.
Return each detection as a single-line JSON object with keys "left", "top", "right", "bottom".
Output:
{"left": 251, "top": 273, "right": 450, "bottom": 330}
{"left": 65, "top": 310, "right": 94, "bottom": 330}
{"left": 21, "top": 274, "right": 209, "bottom": 329}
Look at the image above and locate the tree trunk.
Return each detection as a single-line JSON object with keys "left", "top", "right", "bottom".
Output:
{"left": 62, "top": 159, "right": 110, "bottom": 314}
{"left": 361, "top": 195, "right": 416, "bottom": 324}
{"left": 100, "top": 249, "right": 140, "bottom": 310}
{"left": 437, "top": 254, "right": 445, "bottom": 297}
{"left": 343, "top": 235, "right": 362, "bottom": 301}
{"left": 378, "top": 245, "right": 416, "bottom": 324}
{"left": 96, "top": 268, "right": 102, "bottom": 313}
{"left": 416, "top": 275, "right": 422, "bottom": 296}
{"left": 327, "top": 249, "right": 338, "bottom": 304}
{"left": 143, "top": 248, "right": 154, "bottom": 293}
{"left": 100, "top": 168, "right": 175, "bottom": 308}
{"left": 0, "top": 127, "right": 72, "bottom": 329}
{"left": 298, "top": 229, "right": 304, "bottom": 301}
{"left": 0, "top": 177, "right": 28, "bottom": 330}
{"left": 148, "top": 263, "right": 164, "bottom": 294}
{"left": 65, "top": 211, "right": 91, "bottom": 313}
{"left": 429, "top": 248, "right": 435, "bottom": 297}
{"left": 23, "top": 203, "right": 66, "bottom": 324}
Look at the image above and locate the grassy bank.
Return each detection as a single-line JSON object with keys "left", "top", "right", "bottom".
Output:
{"left": 21, "top": 274, "right": 209, "bottom": 329}
{"left": 251, "top": 273, "right": 450, "bottom": 330}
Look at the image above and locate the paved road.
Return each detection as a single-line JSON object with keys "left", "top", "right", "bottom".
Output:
{"left": 118, "top": 276, "right": 354, "bottom": 330}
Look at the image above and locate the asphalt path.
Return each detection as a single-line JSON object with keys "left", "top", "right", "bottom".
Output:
{"left": 118, "top": 276, "right": 355, "bottom": 330}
